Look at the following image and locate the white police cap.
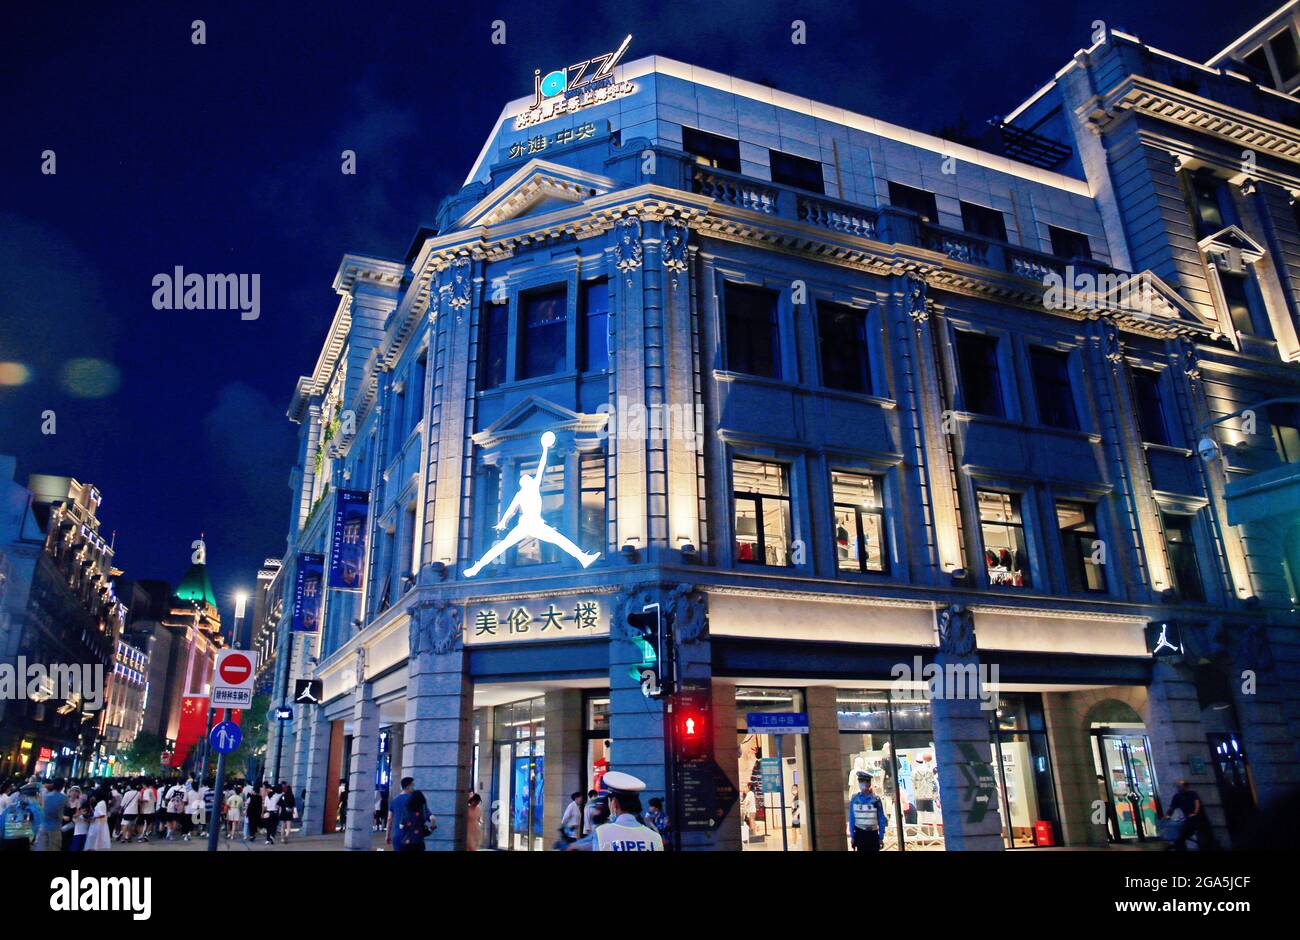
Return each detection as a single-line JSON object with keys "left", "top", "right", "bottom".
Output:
{"left": 599, "top": 771, "right": 647, "bottom": 794}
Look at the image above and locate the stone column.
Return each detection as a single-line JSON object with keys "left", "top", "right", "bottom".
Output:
{"left": 299, "top": 703, "right": 331, "bottom": 836}
{"left": 707, "top": 680, "right": 742, "bottom": 851}
{"left": 930, "top": 605, "right": 1004, "bottom": 850}
{"left": 543, "top": 689, "right": 584, "bottom": 844}
{"left": 805, "top": 685, "right": 846, "bottom": 851}
{"left": 608, "top": 586, "right": 666, "bottom": 798}
{"left": 403, "top": 598, "right": 472, "bottom": 851}
{"left": 1145, "top": 660, "right": 1223, "bottom": 840}
{"left": 1041, "top": 691, "right": 1107, "bottom": 847}
{"left": 344, "top": 650, "right": 379, "bottom": 851}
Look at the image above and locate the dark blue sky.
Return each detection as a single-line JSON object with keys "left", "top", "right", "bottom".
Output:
{"left": 0, "top": 0, "right": 1271, "bottom": 625}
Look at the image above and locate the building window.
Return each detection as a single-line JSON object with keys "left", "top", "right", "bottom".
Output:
{"left": 724, "top": 283, "right": 781, "bottom": 379}
{"left": 955, "top": 330, "right": 1004, "bottom": 418}
{"left": 683, "top": 127, "right": 740, "bottom": 172}
{"left": 511, "top": 457, "right": 565, "bottom": 566}
{"left": 1056, "top": 501, "right": 1105, "bottom": 593}
{"left": 580, "top": 279, "right": 610, "bottom": 372}
{"left": 818, "top": 302, "right": 872, "bottom": 394}
{"left": 1184, "top": 170, "right": 1234, "bottom": 238}
{"left": 518, "top": 287, "right": 567, "bottom": 380}
{"left": 888, "top": 182, "right": 938, "bottom": 223}
{"left": 769, "top": 149, "right": 824, "bottom": 194}
{"left": 1217, "top": 269, "right": 1270, "bottom": 338}
{"left": 832, "top": 471, "right": 887, "bottom": 573}
{"left": 1161, "top": 512, "right": 1205, "bottom": 602}
{"left": 1029, "top": 346, "right": 1078, "bottom": 430}
{"left": 978, "top": 490, "right": 1030, "bottom": 588}
{"left": 733, "top": 458, "right": 792, "bottom": 566}
{"left": 960, "top": 202, "right": 1008, "bottom": 242}
{"left": 579, "top": 452, "right": 606, "bottom": 552}
{"left": 480, "top": 301, "right": 509, "bottom": 390}
{"left": 407, "top": 352, "right": 426, "bottom": 435}
{"left": 1269, "top": 402, "right": 1300, "bottom": 464}
{"left": 1130, "top": 368, "right": 1171, "bottom": 447}
{"left": 1271, "top": 28, "right": 1300, "bottom": 82}
{"left": 1048, "top": 226, "right": 1091, "bottom": 260}
{"left": 737, "top": 687, "right": 812, "bottom": 851}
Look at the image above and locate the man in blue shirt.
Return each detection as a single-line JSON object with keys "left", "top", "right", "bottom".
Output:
{"left": 848, "top": 771, "right": 887, "bottom": 852}
{"left": 35, "top": 779, "right": 67, "bottom": 852}
{"left": 386, "top": 777, "right": 434, "bottom": 852}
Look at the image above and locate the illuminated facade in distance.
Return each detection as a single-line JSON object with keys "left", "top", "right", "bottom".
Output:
{"left": 272, "top": 13, "right": 1300, "bottom": 851}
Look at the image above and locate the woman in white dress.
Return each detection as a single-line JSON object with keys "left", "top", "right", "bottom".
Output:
{"left": 86, "top": 794, "right": 111, "bottom": 851}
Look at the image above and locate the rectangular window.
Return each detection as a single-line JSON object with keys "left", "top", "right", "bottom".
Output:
{"left": 580, "top": 279, "right": 610, "bottom": 372}
{"left": 978, "top": 490, "right": 1030, "bottom": 588}
{"left": 683, "top": 127, "right": 741, "bottom": 172}
{"left": 818, "top": 302, "right": 872, "bottom": 394}
{"left": 1185, "top": 171, "right": 1232, "bottom": 237}
{"left": 1130, "top": 368, "right": 1170, "bottom": 446}
{"left": 480, "top": 302, "right": 510, "bottom": 390}
{"left": 724, "top": 283, "right": 781, "bottom": 379}
{"left": 1269, "top": 402, "right": 1300, "bottom": 464}
{"left": 960, "top": 202, "right": 1008, "bottom": 242}
{"left": 407, "top": 353, "right": 426, "bottom": 435}
{"left": 1029, "top": 347, "right": 1078, "bottom": 430}
{"left": 831, "top": 471, "right": 887, "bottom": 573}
{"left": 770, "top": 150, "right": 824, "bottom": 194}
{"left": 1217, "top": 269, "right": 1270, "bottom": 338}
{"left": 955, "top": 331, "right": 1004, "bottom": 418}
{"left": 732, "top": 458, "right": 792, "bottom": 566}
{"left": 888, "top": 182, "right": 939, "bottom": 223}
{"left": 1161, "top": 513, "right": 1205, "bottom": 602}
{"left": 518, "top": 287, "right": 567, "bottom": 380}
{"left": 514, "top": 458, "right": 565, "bottom": 566}
{"left": 1056, "top": 501, "right": 1105, "bottom": 593}
{"left": 1048, "top": 226, "right": 1091, "bottom": 260}
{"left": 579, "top": 453, "right": 606, "bottom": 552}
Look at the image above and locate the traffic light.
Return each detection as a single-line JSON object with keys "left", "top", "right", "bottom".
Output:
{"left": 626, "top": 602, "right": 673, "bottom": 697}
{"left": 676, "top": 707, "right": 710, "bottom": 761}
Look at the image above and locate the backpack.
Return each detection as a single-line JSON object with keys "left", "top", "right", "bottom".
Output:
{"left": 3, "top": 799, "right": 35, "bottom": 841}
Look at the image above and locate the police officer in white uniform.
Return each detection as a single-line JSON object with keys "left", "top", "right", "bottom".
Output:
{"left": 594, "top": 771, "right": 663, "bottom": 852}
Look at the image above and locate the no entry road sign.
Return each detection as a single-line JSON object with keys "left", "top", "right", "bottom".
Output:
{"left": 212, "top": 649, "right": 257, "bottom": 708}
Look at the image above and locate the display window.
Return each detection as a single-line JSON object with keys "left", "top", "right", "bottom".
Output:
{"left": 585, "top": 693, "right": 611, "bottom": 793}
{"left": 989, "top": 696, "right": 1061, "bottom": 847}
{"left": 735, "top": 687, "right": 811, "bottom": 851}
{"left": 489, "top": 696, "right": 546, "bottom": 851}
{"left": 1091, "top": 723, "right": 1161, "bottom": 842}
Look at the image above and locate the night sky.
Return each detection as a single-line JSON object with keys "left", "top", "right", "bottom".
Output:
{"left": 0, "top": 0, "right": 1270, "bottom": 626}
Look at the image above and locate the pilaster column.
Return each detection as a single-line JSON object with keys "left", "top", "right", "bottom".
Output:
{"left": 930, "top": 605, "right": 1004, "bottom": 850}
{"left": 805, "top": 685, "right": 847, "bottom": 851}
{"left": 403, "top": 598, "right": 472, "bottom": 851}
{"left": 344, "top": 650, "right": 379, "bottom": 851}
{"left": 542, "top": 689, "right": 583, "bottom": 844}
{"left": 299, "top": 703, "right": 331, "bottom": 835}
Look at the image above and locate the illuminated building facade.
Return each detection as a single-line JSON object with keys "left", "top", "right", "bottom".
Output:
{"left": 276, "top": 18, "right": 1300, "bottom": 850}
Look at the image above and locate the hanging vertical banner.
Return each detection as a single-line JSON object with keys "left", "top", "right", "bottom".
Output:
{"left": 328, "top": 489, "right": 370, "bottom": 591}
{"left": 292, "top": 552, "right": 325, "bottom": 633}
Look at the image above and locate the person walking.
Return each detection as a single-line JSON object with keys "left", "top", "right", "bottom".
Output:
{"left": 581, "top": 788, "right": 600, "bottom": 837}
{"left": 166, "top": 784, "right": 186, "bottom": 841}
{"left": 848, "top": 770, "right": 887, "bottom": 852}
{"left": 245, "top": 786, "right": 263, "bottom": 844}
{"left": 2, "top": 783, "right": 39, "bottom": 852}
{"left": 387, "top": 777, "right": 435, "bottom": 852}
{"left": 85, "top": 790, "right": 111, "bottom": 852}
{"left": 647, "top": 796, "right": 670, "bottom": 843}
{"left": 117, "top": 781, "right": 140, "bottom": 844}
{"left": 261, "top": 784, "right": 280, "bottom": 844}
{"left": 559, "top": 790, "right": 586, "bottom": 844}
{"left": 34, "top": 779, "right": 67, "bottom": 852}
{"left": 225, "top": 786, "right": 244, "bottom": 840}
{"left": 278, "top": 783, "right": 296, "bottom": 842}
{"left": 466, "top": 792, "right": 483, "bottom": 851}
{"left": 62, "top": 785, "right": 83, "bottom": 851}
{"left": 1166, "top": 779, "right": 1213, "bottom": 851}
{"left": 69, "top": 793, "right": 91, "bottom": 852}
{"left": 137, "top": 778, "right": 157, "bottom": 841}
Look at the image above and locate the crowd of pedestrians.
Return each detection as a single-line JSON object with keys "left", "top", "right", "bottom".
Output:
{"left": 0, "top": 774, "right": 300, "bottom": 852}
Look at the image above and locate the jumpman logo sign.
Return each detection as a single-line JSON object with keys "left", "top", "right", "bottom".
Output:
{"left": 1152, "top": 623, "right": 1181, "bottom": 655}
{"left": 465, "top": 431, "right": 601, "bottom": 577}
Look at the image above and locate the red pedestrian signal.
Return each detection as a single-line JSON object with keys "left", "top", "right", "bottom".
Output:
{"left": 678, "top": 710, "right": 709, "bottom": 761}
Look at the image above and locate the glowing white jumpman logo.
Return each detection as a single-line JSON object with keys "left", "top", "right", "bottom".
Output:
{"left": 1152, "top": 624, "right": 1180, "bottom": 655}
{"left": 464, "top": 431, "right": 601, "bottom": 577}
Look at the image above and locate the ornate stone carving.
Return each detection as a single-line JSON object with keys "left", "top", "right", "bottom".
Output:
{"left": 613, "top": 216, "right": 643, "bottom": 283}
{"left": 354, "top": 646, "right": 367, "bottom": 685}
{"left": 1102, "top": 318, "right": 1124, "bottom": 369}
{"left": 1230, "top": 622, "right": 1273, "bottom": 673}
{"left": 667, "top": 583, "right": 708, "bottom": 644}
{"left": 409, "top": 599, "right": 463, "bottom": 656}
{"left": 662, "top": 218, "right": 689, "bottom": 287}
{"left": 447, "top": 257, "right": 473, "bottom": 312}
{"left": 1181, "top": 337, "right": 1202, "bottom": 385}
{"left": 937, "top": 604, "right": 976, "bottom": 657}
{"left": 905, "top": 273, "right": 929, "bottom": 330}
{"left": 613, "top": 583, "right": 660, "bottom": 640}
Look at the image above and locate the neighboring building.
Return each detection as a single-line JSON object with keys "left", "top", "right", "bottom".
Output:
{"left": 275, "top": 16, "right": 1300, "bottom": 852}
{"left": 251, "top": 556, "right": 284, "bottom": 695}
{"left": 155, "top": 553, "right": 224, "bottom": 766}
{"left": 1207, "top": 0, "right": 1300, "bottom": 95}
{"left": 96, "top": 600, "right": 144, "bottom": 772}
{"left": 0, "top": 462, "right": 121, "bottom": 778}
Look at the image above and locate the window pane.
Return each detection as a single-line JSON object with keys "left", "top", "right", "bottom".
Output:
{"left": 1187, "top": 172, "right": 1226, "bottom": 237}
{"left": 733, "top": 459, "right": 791, "bottom": 567}
{"left": 818, "top": 303, "right": 871, "bottom": 394}
{"left": 725, "top": 283, "right": 781, "bottom": 378}
{"left": 683, "top": 126, "right": 740, "bottom": 172}
{"left": 832, "top": 471, "right": 886, "bottom": 573}
{"left": 1131, "top": 369, "right": 1169, "bottom": 446}
{"left": 770, "top": 150, "right": 824, "bottom": 194}
{"left": 1056, "top": 501, "right": 1104, "bottom": 593}
{"left": 514, "top": 459, "right": 564, "bottom": 565}
{"left": 979, "top": 491, "right": 1030, "bottom": 588}
{"left": 580, "top": 280, "right": 609, "bottom": 372}
{"left": 735, "top": 495, "right": 760, "bottom": 562}
{"left": 1218, "top": 270, "right": 1262, "bottom": 337}
{"left": 579, "top": 453, "right": 606, "bottom": 551}
{"left": 1162, "top": 513, "right": 1205, "bottom": 602}
{"left": 1048, "top": 226, "right": 1091, "bottom": 260}
{"left": 761, "top": 498, "right": 792, "bottom": 566}
{"left": 1030, "top": 347, "right": 1078, "bottom": 430}
{"left": 888, "top": 182, "right": 938, "bottom": 223}
{"left": 960, "top": 202, "right": 1007, "bottom": 241}
{"left": 734, "top": 458, "right": 788, "bottom": 496}
{"left": 955, "top": 331, "right": 1004, "bottom": 417}
{"left": 519, "top": 288, "right": 567, "bottom": 380}
{"left": 480, "top": 303, "right": 509, "bottom": 390}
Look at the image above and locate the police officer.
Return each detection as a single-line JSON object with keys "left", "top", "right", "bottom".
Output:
{"left": 848, "top": 770, "right": 886, "bottom": 852}
{"left": 594, "top": 771, "right": 663, "bottom": 852}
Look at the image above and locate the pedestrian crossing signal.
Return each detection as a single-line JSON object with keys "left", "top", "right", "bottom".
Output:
{"left": 678, "top": 710, "right": 709, "bottom": 761}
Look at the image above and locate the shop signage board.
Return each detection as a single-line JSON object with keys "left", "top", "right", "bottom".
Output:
{"left": 514, "top": 35, "right": 636, "bottom": 130}
{"left": 746, "top": 712, "right": 809, "bottom": 734}
{"left": 293, "top": 679, "right": 323, "bottom": 705}
{"left": 211, "top": 649, "right": 257, "bottom": 709}
{"left": 957, "top": 741, "right": 999, "bottom": 824}
{"left": 465, "top": 594, "right": 610, "bottom": 645}
{"left": 1144, "top": 620, "right": 1184, "bottom": 659}
{"left": 327, "top": 489, "right": 369, "bottom": 591}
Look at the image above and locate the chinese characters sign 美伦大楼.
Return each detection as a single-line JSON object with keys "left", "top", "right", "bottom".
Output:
{"left": 465, "top": 596, "right": 609, "bottom": 645}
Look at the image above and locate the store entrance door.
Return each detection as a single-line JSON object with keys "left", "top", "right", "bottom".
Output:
{"left": 1093, "top": 729, "right": 1161, "bottom": 842}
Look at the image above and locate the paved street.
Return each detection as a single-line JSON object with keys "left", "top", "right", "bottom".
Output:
{"left": 99, "top": 829, "right": 387, "bottom": 852}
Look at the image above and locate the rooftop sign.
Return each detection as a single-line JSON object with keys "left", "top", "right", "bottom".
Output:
{"left": 515, "top": 35, "right": 636, "bottom": 130}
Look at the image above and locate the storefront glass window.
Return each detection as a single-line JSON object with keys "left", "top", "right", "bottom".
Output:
{"left": 990, "top": 694, "right": 1060, "bottom": 847}
{"left": 978, "top": 490, "right": 1030, "bottom": 588}
{"left": 735, "top": 687, "right": 811, "bottom": 851}
{"left": 585, "top": 693, "right": 612, "bottom": 793}
{"left": 490, "top": 696, "right": 546, "bottom": 851}
{"left": 733, "top": 459, "right": 792, "bottom": 566}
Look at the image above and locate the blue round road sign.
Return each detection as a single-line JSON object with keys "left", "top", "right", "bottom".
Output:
{"left": 210, "top": 720, "right": 242, "bottom": 754}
